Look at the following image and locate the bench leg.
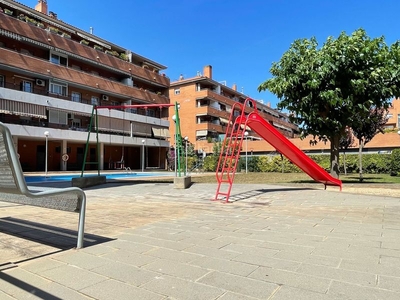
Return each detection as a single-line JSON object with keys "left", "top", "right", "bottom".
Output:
{"left": 76, "top": 195, "right": 86, "bottom": 249}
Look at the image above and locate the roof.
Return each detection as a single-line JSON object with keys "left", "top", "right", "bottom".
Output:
{"left": 2, "top": 0, "right": 167, "bottom": 70}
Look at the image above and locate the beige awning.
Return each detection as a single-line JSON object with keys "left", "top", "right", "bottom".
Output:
{"left": 131, "top": 122, "right": 152, "bottom": 137}
{"left": 0, "top": 99, "right": 47, "bottom": 119}
{"left": 196, "top": 130, "right": 208, "bottom": 137}
{"left": 240, "top": 124, "right": 251, "bottom": 131}
{"left": 152, "top": 127, "right": 170, "bottom": 138}
{"left": 219, "top": 117, "right": 230, "bottom": 124}
{"left": 97, "top": 116, "right": 131, "bottom": 133}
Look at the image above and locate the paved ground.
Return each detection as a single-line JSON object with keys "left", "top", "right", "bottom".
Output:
{"left": 1, "top": 180, "right": 400, "bottom": 299}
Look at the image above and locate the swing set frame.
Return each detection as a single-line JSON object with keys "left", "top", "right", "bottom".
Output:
{"left": 81, "top": 103, "right": 180, "bottom": 178}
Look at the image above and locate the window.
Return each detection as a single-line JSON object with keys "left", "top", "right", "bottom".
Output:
{"left": 91, "top": 96, "right": 99, "bottom": 106}
{"left": 71, "top": 92, "right": 81, "bottom": 103}
{"left": 0, "top": 75, "right": 4, "bottom": 87}
{"left": 50, "top": 52, "right": 68, "bottom": 66}
{"left": 174, "top": 88, "right": 180, "bottom": 95}
{"left": 21, "top": 80, "right": 32, "bottom": 92}
{"left": 49, "top": 109, "right": 68, "bottom": 125}
{"left": 50, "top": 82, "right": 67, "bottom": 96}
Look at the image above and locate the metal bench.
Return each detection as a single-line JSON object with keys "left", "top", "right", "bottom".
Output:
{"left": 0, "top": 122, "right": 86, "bottom": 248}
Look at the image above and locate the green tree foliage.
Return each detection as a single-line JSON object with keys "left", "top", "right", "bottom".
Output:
{"left": 258, "top": 29, "right": 400, "bottom": 178}
{"left": 352, "top": 108, "right": 388, "bottom": 181}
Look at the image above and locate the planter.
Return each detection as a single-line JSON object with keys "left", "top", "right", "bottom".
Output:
{"left": 94, "top": 45, "right": 103, "bottom": 51}
{"left": 4, "top": 9, "right": 13, "bottom": 16}
{"left": 48, "top": 27, "right": 59, "bottom": 34}
{"left": 18, "top": 14, "right": 26, "bottom": 21}
{"left": 62, "top": 33, "right": 71, "bottom": 39}
{"left": 37, "top": 22, "right": 45, "bottom": 29}
{"left": 119, "top": 53, "right": 128, "bottom": 61}
{"left": 26, "top": 18, "right": 37, "bottom": 26}
{"left": 80, "top": 39, "right": 89, "bottom": 46}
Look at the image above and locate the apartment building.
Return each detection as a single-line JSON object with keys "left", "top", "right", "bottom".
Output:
{"left": 0, "top": 0, "right": 171, "bottom": 172}
{"left": 169, "top": 65, "right": 300, "bottom": 154}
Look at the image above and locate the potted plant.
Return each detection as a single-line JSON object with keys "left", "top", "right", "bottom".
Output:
{"left": 48, "top": 26, "right": 59, "bottom": 34}
{"left": 119, "top": 53, "right": 128, "bottom": 61}
{"left": 4, "top": 8, "right": 13, "bottom": 16}
{"left": 26, "top": 17, "right": 37, "bottom": 26}
{"left": 94, "top": 45, "right": 103, "bottom": 51}
{"left": 37, "top": 22, "right": 45, "bottom": 29}
{"left": 18, "top": 13, "right": 26, "bottom": 21}
{"left": 62, "top": 32, "right": 71, "bottom": 39}
{"left": 80, "top": 39, "right": 89, "bottom": 46}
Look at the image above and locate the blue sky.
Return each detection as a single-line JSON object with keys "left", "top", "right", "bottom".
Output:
{"left": 23, "top": 0, "right": 400, "bottom": 109}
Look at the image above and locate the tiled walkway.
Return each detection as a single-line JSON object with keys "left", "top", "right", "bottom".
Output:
{"left": 1, "top": 182, "right": 400, "bottom": 299}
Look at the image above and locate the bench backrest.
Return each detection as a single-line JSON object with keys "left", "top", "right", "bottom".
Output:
{"left": 0, "top": 122, "right": 28, "bottom": 194}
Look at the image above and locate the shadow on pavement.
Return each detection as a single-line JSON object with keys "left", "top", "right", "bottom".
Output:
{"left": 0, "top": 217, "right": 114, "bottom": 250}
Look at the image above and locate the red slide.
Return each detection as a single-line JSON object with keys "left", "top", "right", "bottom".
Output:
{"left": 246, "top": 112, "right": 342, "bottom": 190}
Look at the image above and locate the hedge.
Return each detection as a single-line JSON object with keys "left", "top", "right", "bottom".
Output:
{"left": 201, "top": 153, "right": 395, "bottom": 174}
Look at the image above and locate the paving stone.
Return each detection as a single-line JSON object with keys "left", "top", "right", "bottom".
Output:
{"left": 378, "top": 275, "right": 400, "bottom": 293}
{"left": 101, "top": 249, "right": 158, "bottom": 267}
{"left": 189, "top": 256, "right": 258, "bottom": 277}
{"left": 51, "top": 250, "right": 111, "bottom": 270}
{"left": 217, "top": 291, "right": 259, "bottom": 299}
{"left": 249, "top": 266, "right": 331, "bottom": 293}
{"left": 91, "top": 260, "right": 160, "bottom": 286}
{"left": 198, "top": 270, "right": 279, "bottom": 299}
{"left": 328, "top": 280, "right": 400, "bottom": 300}
{"left": 0, "top": 268, "right": 89, "bottom": 299}
{"left": 233, "top": 252, "right": 301, "bottom": 271}
{"left": 80, "top": 279, "right": 165, "bottom": 300}
{"left": 142, "top": 275, "right": 224, "bottom": 300}
{"left": 145, "top": 247, "right": 202, "bottom": 263}
{"left": 142, "top": 258, "right": 209, "bottom": 281}
{"left": 38, "top": 264, "right": 107, "bottom": 290}
{"left": 270, "top": 285, "right": 342, "bottom": 300}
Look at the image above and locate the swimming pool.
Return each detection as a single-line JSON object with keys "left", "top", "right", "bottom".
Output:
{"left": 24, "top": 172, "right": 173, "bottom": 183}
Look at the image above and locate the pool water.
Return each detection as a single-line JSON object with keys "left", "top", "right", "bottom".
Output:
{"left": 24, "top": 172, "right": 172, "bottom": 183}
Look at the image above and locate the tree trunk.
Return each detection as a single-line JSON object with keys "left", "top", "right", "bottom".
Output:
{"left": 343, "top": 151, "right": 347, "bottom": 175}
{"left": 330, "top": 135, "right": 340, "bottom": 178}
{"left": 358, "top": 138, "right": 364, "bottom": 182}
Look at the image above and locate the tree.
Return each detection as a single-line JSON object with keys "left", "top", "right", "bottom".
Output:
{"left": 258, "top": 29, "right": 400, "bottom": 178}
{"left": 352, "top": 108, "right": 388, "bottom": 181}
{"left": 339, "top": 127, "right": 355, "bottom": 175}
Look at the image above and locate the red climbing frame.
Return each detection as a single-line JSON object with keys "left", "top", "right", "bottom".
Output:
{"left": 214, "top": 98, "right": 342, "bottom": 203}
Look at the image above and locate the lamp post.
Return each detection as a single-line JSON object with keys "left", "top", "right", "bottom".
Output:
{"left": 44, "top": 131, "right": 49, "bottom": 176}
{"left": 244, "top": 131, "right": 248, "bottom": 173}
{"left": 141, "top": 139, "right": 145, "bottom": 172}
{"left": 184, "top": 136, "right": 188, "bottom": 175}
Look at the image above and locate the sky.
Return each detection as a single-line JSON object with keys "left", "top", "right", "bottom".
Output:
{"left": 22, "top": 0, "right": 400, "bottom": 109}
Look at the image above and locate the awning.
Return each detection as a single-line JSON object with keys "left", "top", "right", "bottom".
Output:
{"left": 152, "top": 127, "right": 170, "bottom": 138}
{"left": 219, "top": 117, "right": 230, "bottom": 124}
{"left": 96, "top": 116, "right": 132, "bottom": 133}
{"left": 240, "top": 124, "right": 251, "bottom": 131}
{"left": 196, "top": 130, "right": 208, "bottom": 137}
{"left": 131, "top": 122, "right": 152, "bottom": 137}
{"left": 0, "top": 99, "right": 47, "bottom": 119}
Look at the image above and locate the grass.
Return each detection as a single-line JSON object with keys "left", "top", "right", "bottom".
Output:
{"left": 189, "top": 172, "right": 400, "bottom": 186}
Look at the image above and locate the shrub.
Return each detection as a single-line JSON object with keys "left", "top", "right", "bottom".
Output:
{"left": 391, "top": 149, "right": 400, "bottom": 174}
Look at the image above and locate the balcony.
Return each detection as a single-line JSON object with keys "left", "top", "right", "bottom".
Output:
{"left": 195, "top": 106, "right": 230, "bottom": 119}
{"left": 0, "top": 16, "right": 170, "bottom": 87}
{"left": 0, "top": 48, "right": 169, "bottom": 104}
{"left": 196, "top": 122, "right": 225, "bottom": 133}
